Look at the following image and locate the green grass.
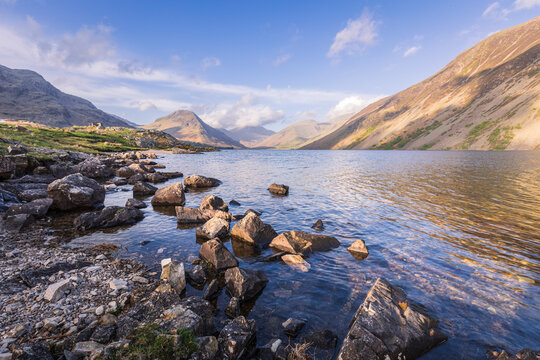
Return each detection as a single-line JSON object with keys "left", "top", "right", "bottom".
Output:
{"left": 345, "top": 126, "right": 377, "bottom": 149}
{"left": 488, "top": 126, "right": 514, "bottom": 150}
{"left": 468, "top": 121, "right": 491, "bottom": 138}
{"left": 376, "top": 120, "right": 442, "bottom": 150}
{"left": 420, "top": 142, "right": 436, "bottom": 150}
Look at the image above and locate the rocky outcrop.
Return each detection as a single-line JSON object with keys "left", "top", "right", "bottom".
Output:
{"left": 196, "top": 217, "right": 230, "bottom": 239}
{"left": 176, "top": 206, "right": 231, "bottom": 224}
{"left": 47, "top": 173, "right": 105, "bottom": 210}
{"left": 5, "top": 198, "right": 53, "bottom": 218}
{"left": 77, "top": 158, "right": 113, "bottom": 179}
{"left": 230, "top": 212, "right": 277, "bottom": 247}
{"left": 486, "top": 348, "right": 540, "bottom": 360}
{"left": 224, "top": 267, "right": 268, "bottom": 301}
{"left": 132, "top": 181, "right": 157, "bottom": 196}
{"left": 184, "top": 175, "right": 221, "bottom": 188}
{"left": 337, "top": 278, "right": 447, "bottom": 360}
{"left": 199, "top": 239, "right": 238, "bottom": 272}
{"left": 269, "top": 230, "right": 340, "bottom": 254}
{"left": 268, "top": 183, "right": 289, "bottom": 196}
{"left": 151, "top": 182, "right": 185, "bottom": 206}
{"left": 218, "top": 316, "right": 257, "bottom": 360}
{"left": 74, "top": 206, "right": 144, "bottom": 231}
{"left": 159, "top": 297, "right": 215, "bottom": 336}
{"left": 199, "top": 195, "right": 228, "bottom": 212}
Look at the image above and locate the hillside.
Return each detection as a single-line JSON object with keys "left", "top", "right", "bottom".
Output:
{"left": 302, "top": 16, "right": 540, "bottom": 150}
{"left": 0, "top": 65, "right": 133, "bottom": 128}
{"left": 142, "top": 110, "right": 244, "bottom": 149}
{"left": 221, "top": 125, "right": 275, "bottom": 147}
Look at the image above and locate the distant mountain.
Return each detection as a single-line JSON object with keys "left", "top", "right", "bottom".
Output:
{"left": 0, "top": 64, "right": 133, "bottom": 128}
{"left": 142, "top": 110, "right": 244, "bottom": 148}
{"left": 221, "top": 125, "right": 275, "bottom": 147}
{"left": 302, "top": 16, "right": 540, "bottom": 150}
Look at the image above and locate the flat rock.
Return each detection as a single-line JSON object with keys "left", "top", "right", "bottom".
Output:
{"left": 44, "top": 279, "right": 72, "bottom": 302}
{"left": 269, "top": 230, "right": 340, "bottom": 254}
{"left": 281, "top": 254, "right": 310, "bottom": 272}
{"left": 268, "top": 183, "right": 289, "bottom": 195}
{"left": 230, "top": 212, "right": 277, "bottom": 247}
{"left": 151, "top": 182, "right": 185, "bottom": 206}
{"left": 74, "top": 206, "right": 144, "bottom": 231}
{"left": 176, "top": 206, "right": 231, "bottom": 224}
{"left": 5, "top": 198, "right": 53, "bottom": 218}
{"left": 184, "top": 175, "right": 221, "bottom": 188}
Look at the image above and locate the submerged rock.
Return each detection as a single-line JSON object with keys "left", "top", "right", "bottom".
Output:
{"left": 336, "top": 277, "right": 447, "bottom": 360}
{"left": 184, "top": 175, "right": 221, "bottom": 188}
{"left": 224, "top": 267, "right": 268, "bottom": 301}
{"left": 348, "top": 239, "right": 369, "bottom": 260}
{"left": 311, "top": 219, "right": 324, "bottom": 231}
{"left": 281, "top": 254, "right": 310, "bottom": 272}
{"left": 269, "top": 230, "right": 340, "bottom": 255}
{"left": 199, "top": 195, "right": 228, "bottom": 212}
{"left": 151, "top": 182, "right": 185, "bottom": 206}
{"left": 199, "top": 239, "right": 238, "bottom": 272}
{"left": 268, "top": 183, "right": 289, "bottom": 196}
{"left": 282, "top": 318, "right": 306, "bottom": 338}
{"left": 218, "top": 316, "right": 257, "bottom": 360}
{"left": 196, "top": 216, "right": 230, "bottom": 240}
{"left": 74, "top": 206, "right": 144, "bottom": 231}
{"left": 176, "top": 206, "right": 231, "bottom": 224}
{"left": 125, "top": 198, "right": 147, "bottom": 208}
{"left": 230, "top": 212, "right": 277, "bottom": 247}
{"left": 47, "top": 173, "right": 105, "bottom": 210}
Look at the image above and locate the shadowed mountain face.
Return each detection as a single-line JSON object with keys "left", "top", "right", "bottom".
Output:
{"left": 0, "top": 65, "right": 133, "bottom": 128}
{"left": 302, "top": 16, "right": 540, "bottom": 150}
{"left": 142, "top": 110, "right": 244, "bottom": 148}
{"left": 221, "top": 126, "right": 275, "bottom": 147}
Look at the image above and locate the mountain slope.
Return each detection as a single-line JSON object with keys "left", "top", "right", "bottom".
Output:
{"left": 221, "top": 126, "right": 275, "bottom": 147}
{"left": 302, "top": 16, "right": 540, "bottom": 150}
{"left": 0, "top": 65, "right": 133, "bottom": 128}
{"left": 142, "top": 110, "right": 244, "bottom": 148}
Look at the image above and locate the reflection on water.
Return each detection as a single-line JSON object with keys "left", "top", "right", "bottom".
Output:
{"left": 70, "top": 150, "right": 540, "bottom": 359}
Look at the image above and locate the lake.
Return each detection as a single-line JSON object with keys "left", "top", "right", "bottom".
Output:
{"left": 71, "top": 150, "right": 540, "bottom": 359}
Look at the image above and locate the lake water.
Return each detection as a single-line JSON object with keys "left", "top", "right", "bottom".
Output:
{"left": 71, "top": 150, "right": 540, "bottom": 359}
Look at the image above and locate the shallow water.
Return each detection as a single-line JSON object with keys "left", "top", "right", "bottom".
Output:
{"left": 71, "top": 150, "right": 540, "bottom": 359}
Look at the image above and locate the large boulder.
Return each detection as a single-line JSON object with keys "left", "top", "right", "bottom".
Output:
{"left": 336, "top": 278, "right": 447, "bottom": 360}
{"left": 218, "top": 316, "right": 257, "bottom": 360}
{"left": 116, "top": 166, "right": 135, "bottom": 178}
{"left": 269, "top": 231, "right": 340, "bottom": 254}
{"left": 199, "top": 239, "right": 238, "bottom": 272}
{"left": 74, "top": 206, "right": 144, "bottom": 231}
{"left": 0, "top": 188, "right": 19, "bottom": 212}
{"left": 199, "top": 195, "right": 228, "bottom": 212}
{"left": 230, "top": 212, "right": 277, "bottom": 247}
{"left": 176, "top": 206, "right": 231, "bottom": 224}
{"left": 128, "top": 163, "right": 154, "bottom": 173}
{"left": 151, "top": 182, "right": 185, "bottom": 206}
{"left": 160, "top": 297, "right": 215, "bottom": 336}
{"left": 268, "top": 183, "right": 289, "bottom": 196}
{"left": 196, "top": 217, "right": 230, "bottom": 239}
{"left": 47, "top": 173, "right": 105, "bottom": 211}
{"left": 224, "top": 267, "right": 268, "bottom": 301}
{"left": 5, "top": 198, "right": 53, "bottom": 218}
{"left": 132, "top": 181, "right": 157, "bottom": 196}
{"left": 160, "top": 259, "right": 186, "bottom": 293}
{"left": 77, "top": 158, "right": 113, "bottom": 179}
{"left": 0, "top": 155, "right": 16, "bottom": 180}
{"left": 184, "top": 175, "right": 221, "bottom": 188}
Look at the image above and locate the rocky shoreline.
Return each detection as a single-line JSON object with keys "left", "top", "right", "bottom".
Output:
{"left": 0, "top": 145, "right": 538, "bottom": 360}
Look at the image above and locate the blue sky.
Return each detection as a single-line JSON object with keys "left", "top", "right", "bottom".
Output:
{"left": 0, "top": 0, "right": 539, "bottom": 130}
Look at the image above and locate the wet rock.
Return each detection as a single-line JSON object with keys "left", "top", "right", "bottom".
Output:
{"left": 1, "top": 213, "right": 35, "bottom": 232}
{"left": 128, "top": 163, "right": 155, "bottom": 173}
{"left": 196, "top": 216, "right": 230, "bottom": 240}
{"left": 336, "top": 277, "right": 447, "bottom": 360}
{"left": 160, "top": 297, "right": 215, "bottom": 336}
{"left": 151, "top": 182, "right": 185, "bottom": 206}
{"left": 74, "top": 206, "right": 144, "bottom": 231}
{"left": 176, "top": 206, "right": 231, "bottom": 224}
{"left": 127, "top": 173, "right": 145, "bottom": 185}
{"left": 47, "top": 173, "right": 105, "bottom": 210}
{"left": 229, "top": 199, "right": 241, "bottom": 206}
{"left": 224, "top": 267, "right": 268, "bottom": 301}
{"left": 486, "top": 349, "right": 540, "bottom": 360}
{"left": 18, "top": 188, "right": 48, "bottom": 202}
{"left": 245, "top": 209, "right": 261, "bottom": 216}
{"left": 225, "top": 297, "right": 242, "bottom": 318}
{"left": 116, "top": 166, "right": 135, "bottom": 178}
{"left": 230, "top": 212, "right": 277, "bottom": 247}
{"left": 303, "top": 329, "right": 338, "bottom": 350}
{"left": 348, "top": 239, "right": 369, "bottom": 260}
{"left": 199, "top": 239, "right": 239, "bottom": 272}
{"left": 281, "top": 254, "right": 311, "bottom": 272}
{"left": 77, "top": 158, "right": 113, "bottom": 179}
{"left": 200, "top": 195, "right": 228, "bottom": 212}
{"left": 5, "top": 198, "right": 53, "bottom": 218}
{"left": 90, "top": 325, "right": 116, "bottom": 344}
{"left": 132, "top": 181, "right": 157, "bottom": 196}
{"left": 203, "top": 279, "right": 222, "bottom": 300}
{"left": 125, "top": 198, "right": 147, "bottom": 208}
{"left": 282, "top": 318, "right": 306, "bottom": 338}
{"left": 186, "top": 264, "right": 207, "bottom": 286}
{"left": 44, "top": 279, "right": 72, "bottom": 302}
{"left": 184, "top": 175, "right": 221, "bottom": 188}
{"left": 160, "top": 258, "right": 186, "bottom": 293}
{"left": 311, "top": 219, "right": 324, "bottom": 231}
{"left": 191, "top": 336, "right": 219, "bottom": 360}
{"left": 218, "top": 316, "right": 257, "bottom": 360}
{"left": 268, "top": 183, "right": 289, "bottom": 196}
{"left": 144, "top": 172, "right": 168, "bottom": 183}
{"left": 269, "top": 230, "right": 340, "bottom": 254}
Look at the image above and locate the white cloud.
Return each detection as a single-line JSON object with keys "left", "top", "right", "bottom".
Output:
{"left": 327, "top": 11, "right": 377, "bottom": 58}
{"left": 327, "top": 95, "right": 381, "bottom": 119}
{"left": 136, "top": 102, "right": 158, "bottom": 112}
{"left": 273, "top": 54, "right": 291, "bottom": 66}
{"left": 403, "top": 45, "right": 421, "bottom": 57}
{"left": 201, "top": 56, "right": 221, "bottom": 69}
{"left": 297, "top": 110, "right": 317, "bottom": 121}
{"left": 482, "top": 0, "right": 539, "bottom": 18}
{"left": 483, "top": 2, "right": 503, "bottom": 17}
{"left": 514, "top": 0, "right": 540, "bottom": 9}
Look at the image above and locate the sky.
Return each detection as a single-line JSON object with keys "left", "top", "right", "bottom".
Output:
{"left": 0, "top": 0, "right": 539, "bottom": 131}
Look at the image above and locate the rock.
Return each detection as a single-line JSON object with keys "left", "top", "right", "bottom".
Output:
{"left": 257, "top": 339, "right": 289, "bottom": 360}
{"left": 176, "top": 206, "right": 231, "bottom": 224}
{"left": 77, "top": 158, "right": 113, "bottom": 179}
{"left": 44, "top": 279, "right": 72, "bottom": 302}
{"left": 269, "top": 231, "right": 340, "bottom": 254}
{"left": 311, "top": 219, "right": 324, "bottom": 231}
{"left": 47, "top": 173, "right": 105, "bottom": 210}
{"left": 196, "top": 217, "right": 230, "bottom": 240}
{"left": 50, "top": 164, "right": 77, "bottom": 179}
{"left": 90, "top": 325, "right": 116, "bottom": 344}
{"left": 224, "top": 267, "right": 268, "bottom": 301}
{"left": 199, "top": 239, "right": 238, "bottom": 272}
{"left": 99, "top": 314, "right": 118, "bottom": 326}
{"left": 268, "top": 183, "right": 289, "bottom": 195}
{"left": 127, "top": 173, "right": 145, "bottom": 185}
{"left": 132, "top": 181, "right": 157, "bottom": 196}
{"left": 184, "top": 175, "right": 221, "bottom": 188}
{"left": 348, "top": 239, "right": 369, "bottom": 260}
{"left": 5, "top": 198, "right": 53, "bottom": 218}
{"left": 225, "top": 297, "right": 242, "bottom": 318}
{"left": 109, "top": 279, "right": 128, "bottom": 290}
{"left": 0, "top": 352, "right": 11, "bottom": 360}
{"left": 95, "top": 306, "right": 105, "bottom": 316}
{"left": 199, "top": 195, "right": 228, "bottom": 212}
{"left": 245, "top": 209, "right": 261, "bottom": 216}
{"left": 8, "top": 145, "right": 27, "bottom": 155}
{"left": 18, "top": 188, "right": 48, "bottom": 202}
{"left": 230, "top": 212, "right": 277, "bottom": 247}
{"left": 72, "top": 341, "right": 105, "bottom": 358}
{"left": 151, "top": 182, "right": 185, "bottom": 206}
{"left": 203, "top": 279, "right": 222, "bottom": 300}
{"left": 144, "top": 172, "right": 168, "bottom": 183}
{"left": 229, "top": 199, "right": 241, "bottom": 206}
{"left": 33, "top": 166, "right": 49, "bottom": 175}
{"left": 1, "top": 213, "right": 35, "bottom": 232}
{"left": 116, "top": 166, "right": 135, "bottom": 178}
{"left": 160, "top": 259, "right": 186, "bottom": 293}
{"left": 0, "top": 155, "right": 16, "bottom": 180}
{"left": 487, "top": 349, "right": 540, "bottom": 360}
{"left": 132, "top": 275, "right": 149, "bottom": 284}
{"left": 282, "top": 318, "right": 306, "bottom": 338}
{"left": 128, "top": 163, "right": 154, "bottom": 173}
{"left": 336, "top": 278, "right": 447, "bottom": 360}
{"left": 18, "top": 343, "right": 54, "bottom": 360}
{"left": 74, "top": 206, "right": 144, "bottom": 231}
{"left": 303, "top": 329, "right": 337, "bottom": 350}
{"left": 125, "top": 198, "right": 147, "bottom": 208}
{"left": 186, "top": 264, "right": 207, "bottom": 286}
{"left": 281, "top": 254, "right": 310, "bottom": 272}
{"left": 218, "top": 316, "right": 257, "bottom": 360}
{"left": 160, "top": 297, "right": 215, "bottom": 336}
{"left": 192, "top": 336, "right": 219, "bottom": 360}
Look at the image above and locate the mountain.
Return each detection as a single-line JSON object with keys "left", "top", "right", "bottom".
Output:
{"left": 221, "top": 125, "right": 275, "bottom": 147}
{"left": 142, "top": 110, "right": 244, "bottom": 148}
{"left": 0, "top": 65, "right": 133, "bottom": 128}
{"left": 302, "top": 17, "right": 540, "bottom": 150}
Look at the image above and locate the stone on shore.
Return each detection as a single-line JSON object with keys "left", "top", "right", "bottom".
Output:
{"left": 116, "top": 166, "right": 135, "bottom": 178}
{"left": 176, "top": 206, "right": 231, "bottom": 224}
{"left": 128, "top": 163, "right": 154, "bottom": 173}
{"left": 132, "top": 181, "right": 157, "bottom": 196}
{"left": 224, "top": 267, "right": 268, "bottom": 301}
{"left": 487, "top": 349, "right": 540, "bottom": 360}
{"left": 1, "top": 213, "right": 34, "bottom": 232}
{"left": 230, "top": 212, "right": 277, "bottom": 247}
{"left": 199, "top": 195, "right": 229, "bottom": 212}
{"left": 151, "top": 182, "right": 185, "bottom": 206}
{"left": 218, "top": 316, "right": 256, "bottom": 360}
{"left": 348, "top": 239, "right": 369, "bottom": 260}
{"left": 44, "top": 279, "right": 72, "bottom": 302}
{"left": 184, "top": 175, "right": 221, "bottom": 188}
{"left": 47, "top": 173, "right": 105, "bottom": 210}
{"left": 199, "top": 239, "right": 238, "bottom": 272}
{"left": 160, "top": 297, "right": 215, "bottom": 336}
{"left": 282, "top": 318, "right": 306, "bottom": 338}
{"left": 125, "top": 198, "right": 147, "bottom": 208}
{"left": 196, "top": 217, "right": 230, "bottom": 240}
{"left": 269, "top": 230, "right": 340, "bottom": 254}
{"left": 268, "top": 183, "right": 289, "bottom": 195}
{"left": 281, "top": 254, "right": 310, "bottom": 272}
{"left": 160, "top": 259, "right": 186, "bottom": 293}
{"left": 77, "top": 158, "right": 113, "bottom": 179}
{"left": 5, "top": 198, "right": 53, "bottom": 218}
{"left": 74, "top": 206, "right": 144, "bottom": 231}
{"left": 336, "top": 277, "right": 447, "bottom": 360}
